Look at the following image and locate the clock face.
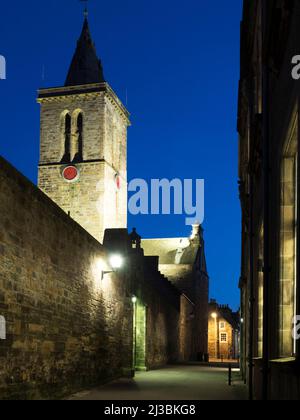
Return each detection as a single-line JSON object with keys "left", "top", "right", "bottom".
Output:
{"left": 62, "top": 166, "right": 79, "bottom": 182}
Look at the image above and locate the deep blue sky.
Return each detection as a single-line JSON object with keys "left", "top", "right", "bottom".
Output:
{"left": 0, "top": 0, "right": 243, "bottom": 310}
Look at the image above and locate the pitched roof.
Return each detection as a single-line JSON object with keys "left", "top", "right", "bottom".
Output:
{"left": 142, "top": 238, "right": 198, "bottom": 265}
{"left": 141, "top": 226, "right": 208, "bottom": 273}
{"left": 65, "top": 18, "right": 105, "bottom": 86}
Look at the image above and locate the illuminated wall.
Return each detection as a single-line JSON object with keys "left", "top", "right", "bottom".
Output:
{"left": 279, "top": 115, "right": 298, "bottom": 357}
{"left": 0, "top": 157, "right": 132, "bottom": 399}
{"left": 38, "top": 83, "right": 129, "bottom": 244}
{"left": 0, "top": 157, "right": 187, "bottom": 399}
{"left": 133, "top": 299, "right": 147, "bottom": 371}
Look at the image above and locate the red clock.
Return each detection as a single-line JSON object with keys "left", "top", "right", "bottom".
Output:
{"left": 115, "top": 174, "right": 121, "bottom": 190}
{"left": 62, "top": 166, "right": 79, "bottom": 182}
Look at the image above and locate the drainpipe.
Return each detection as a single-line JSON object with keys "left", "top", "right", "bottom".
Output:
{"left": 246, "top": 57, "right": 255, "bottom": 401}
{"left": 248, "top": 172, "right": 255, "bottom": 401}
{"left": 217, "top": 317, "right": 220, "bottom": 359}
{"left": 296, "top": 100, "right": 300, "bottom": 361}
{"left": 239, "top": 289, "right": 245, "bottom": 381}
{"left": 262, "top": 0, "right": 270, "bottom": 401}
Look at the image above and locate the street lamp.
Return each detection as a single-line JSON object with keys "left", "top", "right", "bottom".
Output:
{"left": 101, "top": 254, "right": 124, "bottom": 280}
{"left": 211, "top": 312, "right": 218, "bottom": 359}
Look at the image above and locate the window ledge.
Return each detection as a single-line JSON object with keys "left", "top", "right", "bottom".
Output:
{"left": 270, "top": 357, "right": 296, "bottom": 364}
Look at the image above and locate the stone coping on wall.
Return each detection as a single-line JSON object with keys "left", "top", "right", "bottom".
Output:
{"left": 0, "top": 155, "right": 104, "bottom": 250}
{"left": 269, "top": 357, "right": 296, "bottom": 364}
{"left": 253, "top": 356, "right": 299, "bottom": 375}
{"left": 253, "top": 357, "right": 297, "bottom": 366}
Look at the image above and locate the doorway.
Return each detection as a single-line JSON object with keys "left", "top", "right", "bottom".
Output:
{"left": 133, "top": 299, "right": 147, "bottom": 371}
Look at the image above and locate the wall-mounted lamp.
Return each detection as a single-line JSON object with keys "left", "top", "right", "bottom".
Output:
{"left": 211, "top": 312, "right": 218, "bottom": 319}
{"left": 101, "top": 254, "right": 124, "bottom": 280}
{"left": 131, "top": 296, "right": 137, "bottom": 304}
{"left": 109, "top": 255, "right": 123, "bottom": 269}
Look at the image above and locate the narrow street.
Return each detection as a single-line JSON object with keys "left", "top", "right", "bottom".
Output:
{"left": 68, "top": 365, "right": 247, "bottom": 401}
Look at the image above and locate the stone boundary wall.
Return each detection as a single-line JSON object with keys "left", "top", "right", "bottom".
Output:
{"left": 0, "top": 157, "right": 186, "bottom": 399}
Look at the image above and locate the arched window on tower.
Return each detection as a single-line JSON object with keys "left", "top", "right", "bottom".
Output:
{"left": 73, "top": 112, "right": 83, "bottom": 163}
{"left": 61, "top": 113, "right": 71, "bottom": 163}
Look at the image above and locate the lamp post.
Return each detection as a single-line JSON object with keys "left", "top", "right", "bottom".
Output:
{"left": 211, "top": 313, "right": 218, "bottom": 359}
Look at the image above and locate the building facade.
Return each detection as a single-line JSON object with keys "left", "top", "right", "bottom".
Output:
{"left": 142, "top": 224, "right": 209, "bottom": 360}
{"left": 238, "top": 0, "right": 300, "bottom": 400}
{"left": 208, "top": 300, "right": 239, "bottom": 361}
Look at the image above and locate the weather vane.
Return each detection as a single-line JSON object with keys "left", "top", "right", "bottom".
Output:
{"left": 80, "top": 0, "right": 89, "bottom": 18}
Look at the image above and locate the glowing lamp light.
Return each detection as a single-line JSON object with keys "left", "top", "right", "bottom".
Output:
{"left": 109, "top": 255, "right": 123, "bottom": 270}
{"left": 100, "top": 255, "right": 124, "bottom": 280}
{"left": 131, "top": 296, "right": 137, "bottom": 304}
{"left": 211, "top": 312, "right": 217, "bottom": 319}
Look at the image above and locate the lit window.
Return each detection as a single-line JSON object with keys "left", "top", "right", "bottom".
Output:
{"left": 280, "top": 114, "right": 298, "bottom": 357}
{"left": 220, "top": 333, "right": 228, "bottom": 343}
{"left": 0, "top": 316, "right": 6, "bottom": 340}
{"left": 219, "top": 322, "right": 225, "bottom": 330}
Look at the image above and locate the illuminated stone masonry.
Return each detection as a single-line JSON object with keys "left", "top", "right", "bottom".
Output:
{"left": 238, "top": 0, "right": 300, "bottom": 400}
{"left": 38, "top": 83, "right": 129, "bottom": 244}
{"left": 0, "top": 156, "right": 189, "bottom": 399}
{"left": 142, "top": 224, "right": 209, "bottom": 359}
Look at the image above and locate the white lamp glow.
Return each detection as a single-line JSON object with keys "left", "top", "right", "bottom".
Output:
{"left": 109, "top": 254, "right": 123, "bottom": 270}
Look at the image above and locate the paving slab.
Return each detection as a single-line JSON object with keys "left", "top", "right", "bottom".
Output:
{"left": 67, "top": 365, "right": 248, "bottom": 401}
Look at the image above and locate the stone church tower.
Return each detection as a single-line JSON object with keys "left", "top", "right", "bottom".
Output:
{"left": 38, "top": 17, "right": 130, "bottom": 243}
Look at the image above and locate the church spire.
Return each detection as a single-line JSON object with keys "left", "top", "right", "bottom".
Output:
{"left": 65, "top": 17, "right": 105, "bottom": 86}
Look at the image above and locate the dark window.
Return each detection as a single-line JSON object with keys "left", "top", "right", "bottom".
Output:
{"left": 73, "top": 113, "right": 83, "bottom": 163}
{"left": 61, "top": 113, "right": 71, "bottom": 163}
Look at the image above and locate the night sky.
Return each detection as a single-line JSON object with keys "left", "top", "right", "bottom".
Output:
{"left": 0, "top": 0, "right": 243, "bottom": 310}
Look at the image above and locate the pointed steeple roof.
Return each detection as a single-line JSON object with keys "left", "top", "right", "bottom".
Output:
{"left": 65, "top": 18, "right": 105, "bottom": 86}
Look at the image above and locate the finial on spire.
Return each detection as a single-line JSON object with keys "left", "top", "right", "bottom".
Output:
{"left": 80, "top": 0, "right": 89, "bottom": 18}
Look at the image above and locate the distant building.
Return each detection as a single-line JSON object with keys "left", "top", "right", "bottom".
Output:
{"left": 208, "top": 300, "right": 240, "bottom": 361}
{"left": 142, "top": 224, "right": 209, "bottom": 360}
